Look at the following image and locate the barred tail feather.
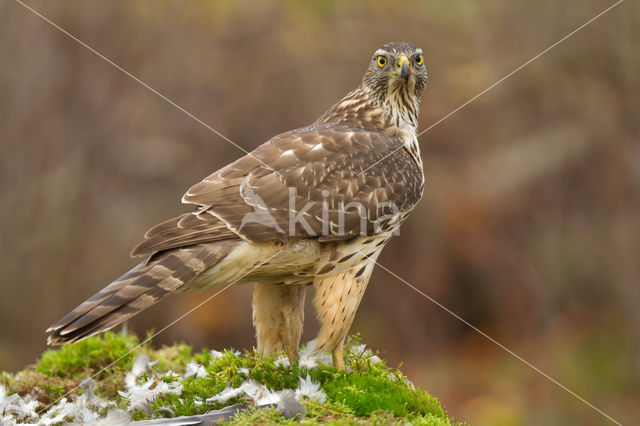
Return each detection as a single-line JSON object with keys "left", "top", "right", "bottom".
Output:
{"left": 46, "top": 240, "right": 238, "bottom": 345}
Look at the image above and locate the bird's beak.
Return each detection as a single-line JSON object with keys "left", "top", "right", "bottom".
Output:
{"left": 398, "top": 56, "right": 411, "bottom": 80}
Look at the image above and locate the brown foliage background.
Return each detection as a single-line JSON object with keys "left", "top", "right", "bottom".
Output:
{"left": 1, "top": 1, "right": 638, "bottom": 424}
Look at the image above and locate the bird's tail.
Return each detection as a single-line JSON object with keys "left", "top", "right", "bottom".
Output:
{"left": 46, "top": 240, "right": 238, "bottom": 346}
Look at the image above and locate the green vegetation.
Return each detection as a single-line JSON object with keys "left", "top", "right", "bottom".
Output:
{"left": 0, "top": 332, "right": 458, "bottom": 424}
{"left": 36, "top": 332, "right": 139, "bottom": 378}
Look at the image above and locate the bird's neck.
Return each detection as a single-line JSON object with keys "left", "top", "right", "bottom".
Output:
{"left": 366, "top": 84, "right": 423, "bottom": 168}
{"left": 314, "top": 86, "right": 423, "bottom": 168}
{"left": 315, "top": 86, "right": 420, "bottom": 134}
{"left": 368, "top": 81, "right": 420, "bottom": 132}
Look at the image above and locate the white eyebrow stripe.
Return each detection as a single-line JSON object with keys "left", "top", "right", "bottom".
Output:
{"left": 374, "top": 47, "right": 422, "bottom": 57}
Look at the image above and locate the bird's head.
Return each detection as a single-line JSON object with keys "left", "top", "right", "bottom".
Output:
{"left": 362, "top": 42, "right": 427, "bottom": 120}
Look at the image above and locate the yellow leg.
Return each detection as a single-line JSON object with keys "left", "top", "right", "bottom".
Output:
{"left": 332, "top": 340, "right": 346, "bottom": 370}
{"left": 286, "top": 343, "right": 299, "bottom": 365}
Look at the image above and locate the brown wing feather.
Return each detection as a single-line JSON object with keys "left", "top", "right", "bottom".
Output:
{"left": 182, "top": 124, "right": 423, "bottom": 243}
{"left": 131, "top": 123, "right": 422, "bottom": 256}
{"left": 131, "top": 212, "right": 235, "bottom": 257}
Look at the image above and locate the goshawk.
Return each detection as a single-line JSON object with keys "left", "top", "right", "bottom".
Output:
{"left": 47, "top": 42, "right": 428, "bottom": 370}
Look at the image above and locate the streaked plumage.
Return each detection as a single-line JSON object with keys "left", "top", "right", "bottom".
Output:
{"left": 46, "top": 42, "right": 428, "bottom": 370}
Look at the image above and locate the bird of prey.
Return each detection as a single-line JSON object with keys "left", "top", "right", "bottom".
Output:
{"left": 46, "top": 42, "right": 428, "bottom": 370}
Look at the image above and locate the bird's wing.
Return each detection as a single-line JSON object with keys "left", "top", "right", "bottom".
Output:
{"left": 130, "top": 212, "right": 236, "bottom": 257}
{"left": 132, "top": 124, "right": 423, "bottom": 256}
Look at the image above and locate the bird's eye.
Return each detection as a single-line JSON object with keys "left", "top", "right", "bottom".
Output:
{"left": 377, "top": 56, "right": 387, "bottom": 67}
{"left": 415, "top": 54, "right": 423, "bottom": 66}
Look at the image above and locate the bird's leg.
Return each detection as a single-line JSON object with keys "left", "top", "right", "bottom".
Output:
{"left": 283, "top": 330, "right": 300, "bottom": 365}
{"left": 312, "top": 261, "right": 376, "bottom": 371}
{"left": 253, "top": 283, "right": 283, "bottom": 356}
{"left": 332, "top": 339, "right": 346, "bottom": 371}
{"left": 252, "top": 283, "right": 305, "bottom": 363}
{"left": 280, "top": 286, "right": 306, "bottom": 365}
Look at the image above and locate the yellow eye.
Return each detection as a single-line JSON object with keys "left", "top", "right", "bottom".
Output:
{"left": 377, "top": 56, "right": 387, "bottom": 67}
{"left": 415, "top": 54, "right": 423, "bottom": 65}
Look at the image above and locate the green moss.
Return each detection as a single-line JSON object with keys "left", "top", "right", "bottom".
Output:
{"left": 231, "top": 406, "right": 298, "bottom": 425}
{"left": 1, "top": 332, "right": 460, "bottom": 425}
{"left": 35, "top": 332, "right": 139, "bottom": 378}
{"left": 314, "top": 370, "right": 440, "bottom": 417}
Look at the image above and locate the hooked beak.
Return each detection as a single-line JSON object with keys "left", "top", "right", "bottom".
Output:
{"left": 399, "top": 55, "right": 411, "bottom": 80}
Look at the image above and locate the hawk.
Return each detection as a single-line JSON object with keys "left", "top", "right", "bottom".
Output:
{"left": 46, "top": 42, "right": 428, "bottom": 370}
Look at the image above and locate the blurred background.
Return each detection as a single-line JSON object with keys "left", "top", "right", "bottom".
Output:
{"left": 1, "top": 0, "right": 638, "bottom": 424}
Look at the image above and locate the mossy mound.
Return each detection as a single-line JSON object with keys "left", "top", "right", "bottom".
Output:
{"left": 0, "top": 332, "right": 459, "bottom": 425}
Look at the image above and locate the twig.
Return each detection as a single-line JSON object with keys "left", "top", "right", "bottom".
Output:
{"left": 303, "top": 400, "right": 354, "bottom": 418}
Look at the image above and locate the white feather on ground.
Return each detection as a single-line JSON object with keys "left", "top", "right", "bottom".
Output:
{"left": 295, "top": 374, "right": 327, "bottom": 403}
{"left": 0, "top": 384, "right": 39, "bottom": 424}
{"left": 184, "top": 361, "right": 209, "bottom": 379}
{"left": 0, "top": 348, "right": 331, "bottom": 424}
